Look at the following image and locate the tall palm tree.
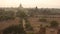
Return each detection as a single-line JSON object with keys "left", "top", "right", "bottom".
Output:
{"left": 17, "top": 10, "right": 33, "bottom": 33}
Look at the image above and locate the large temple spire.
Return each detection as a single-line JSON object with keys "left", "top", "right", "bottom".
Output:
{"left": 19, "top": 4, "right": 23, "bottom": 8}
{"left": 18, "top": 3, "right": 23, "bottom": 9}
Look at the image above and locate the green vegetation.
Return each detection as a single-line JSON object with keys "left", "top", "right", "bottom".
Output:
{"left": 0, "top": 11, "right": 15, "bottom": 21}
{"left": 3, "top": 25, "right": 26, "bottom": 34}
{"left": 17, "top": 10, "right": 34, "bottom": 34}
{"left": 25, "top": 18, "right": 33, "bottom": 31}
{"left": 16, "top": 10, "right": 27, "bottom": 18}
{"left": 50, "top": 21, "right": 59, "bottom": 27}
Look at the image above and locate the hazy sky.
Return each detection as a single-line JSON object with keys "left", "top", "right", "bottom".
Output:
{"left": 0, "top": 0, "right": 60, "bottom": 8}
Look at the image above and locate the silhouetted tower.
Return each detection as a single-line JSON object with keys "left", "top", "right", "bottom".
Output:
{"left": 35, "top": 6, "right": 38, "bottom": 11}
{"left": 20, "top": 4, "right": 23, "bottom": 8}
{"left": 33, "top": 6, "right": 39, "bottom": 17}
{"left": 18, "top": 4, "right": 23, "bottom": 10}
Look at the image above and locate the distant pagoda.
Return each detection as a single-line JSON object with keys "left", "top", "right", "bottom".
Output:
{"left": 18, "top": 4, "right": 23, "bottom": 10}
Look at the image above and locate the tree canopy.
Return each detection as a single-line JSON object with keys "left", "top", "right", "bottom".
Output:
{"left": 3, "top": 25, "right": 26, "bottom": 34}
{"left": 50, "top": 21, "right": 59, "bottom": 27}
{"left": 0, "top": 11, "right": 15, "bottom": 21}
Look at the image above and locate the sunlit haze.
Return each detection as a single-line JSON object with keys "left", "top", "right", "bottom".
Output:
{"left": 0, "top": 0, "right": 60, "bottom": 8}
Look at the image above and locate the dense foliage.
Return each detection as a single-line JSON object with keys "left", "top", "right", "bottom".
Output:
{"left": 16, "top": 10, "right": 27, "bottom": 18}
{"left": 3, "top": 25, "right": 26, "bottom": 34}
{"left": 0, "top": 11, "right": 15, "bottom": 21}
{"left": 50, "top": 21, "right": 59, "bottom": 27}
{"left": 25, "top": 18, "right": 33, "bottom": 31}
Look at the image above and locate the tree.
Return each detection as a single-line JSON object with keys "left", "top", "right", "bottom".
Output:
{"left": 3, "top": 25, "right": 26, "bottom": 34}
{"left": 0, "top": 11, "right": 15, "bottom": 21}
{"left": 16, "top": 9, "right": 34, "bottom": 34}
{"left": 16, "top": 10, "right": 27, "bottom": 34}
{"left": 25, "top": 18, "right": 33, "bottom": 31}
{"left": 50, "top": 21, "right": 59, "bottom": 27}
